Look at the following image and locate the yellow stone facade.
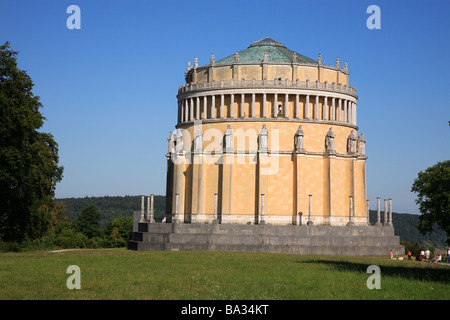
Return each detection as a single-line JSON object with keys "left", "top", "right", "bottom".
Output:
{"left": 165, "top": 38, "right": 368, "bottom": 226}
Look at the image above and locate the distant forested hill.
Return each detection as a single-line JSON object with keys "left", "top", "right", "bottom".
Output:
{"left": 55, "top": 196, "right": 448, "bottom": 249}
{"left": 369, "top": 210, "right": 447, "bottom": 250}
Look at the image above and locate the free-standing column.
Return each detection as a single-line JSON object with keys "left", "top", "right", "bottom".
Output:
{"left": 190, "top": 98, "right": 194, "bottom": 120}
{"left": 196, "top": 97, "right": 200, "bottom": 120}
{"left": 295, "top": 94, "right": 299, "bottom": 118}
{"left": 388, "top": 198, "right": 393, "bottom": 226}
{"left": 383, "top": 199, "right": 388, "bottom": 226}
{"left": 343, "top": 100, "right": 347, "bottom": 123}
{"left": 366, "top": 199, "right": 370, "bottom": 225}
{"left": 260, "top": 193, "right": 265, "bottom": 224}
{"left": 184, "top": 99, "right": 189, "bottom": 122}
{"left": 307, "top": 194, "right": 313, "bottom": 225}
{"left": 149, "top": 194, "right": 155, "bottom": 223}
{"left": 323, "top": 96, "right": 328, "bottom": 120}
{"left": 376, "top": 197, "right": 381, "bottom": 226}
{"left": 140, "top": 195, "right": 145, "bottom": 223}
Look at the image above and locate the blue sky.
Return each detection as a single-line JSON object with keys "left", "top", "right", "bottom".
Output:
{"left": 1, "top": 0, "right": 449, "bottom": 214}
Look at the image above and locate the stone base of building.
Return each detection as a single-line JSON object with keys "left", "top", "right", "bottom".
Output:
{"left": 128, "top": 222, "right": 404, "bottom": 256}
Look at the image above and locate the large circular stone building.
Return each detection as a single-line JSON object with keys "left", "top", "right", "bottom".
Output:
{"left": 165, "top": 37, "right": 367, "bottom": 226}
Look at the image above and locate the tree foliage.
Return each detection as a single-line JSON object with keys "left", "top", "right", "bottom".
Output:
{"left": 411, "top": 160, "right": 450, "bottom": 245}
{"left": 0, "top": 42, "right": 63, "bottom": 242}
{"left": 77, "top": 204, "right": 102, "bottom": 238}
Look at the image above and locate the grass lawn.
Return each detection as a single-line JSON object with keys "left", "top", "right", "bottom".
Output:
{"left": 0, "top": 248, "right": 448, "bottom": 300}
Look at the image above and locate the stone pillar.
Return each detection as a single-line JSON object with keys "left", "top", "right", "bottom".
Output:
{"left": 273, "top": 93, "right": 278, "bottom": 118}
{"left": 347, "top": 196, "right": 354, "bottom": 226}
{"left": 220, "top": 94, "right": 224, "bottom": 118}
{"left": 353, "top": 102, "right": 357, "bottom": 125}
{"left": 260, "top": 193, "right": 265, "bottom": 225}
{"left": 211, "top": 95, "right": 216, "bottom": 119}
{"left": 376, "top": 197, "right": 382, "bottom": 226}
{"left": 262, "top": 93, "right": 267, "bottom": 118}
{"left": 202, "top": 96, "right": 207, "bottom": 119}
{"left": 196, "top": 97, "right": 200, "bottom": 120}
{"left": 173, "top": 193, "right": 180, "bottom": 223}
{"left": 284, "top": 93, "right": 289, "bottom": 118}
{"left": 387, "top": 198, "right": 393, "bottom": 226}
{"left": 149, "top": 194, "right": 155, "bottom": 223}
{"left": 184, "top": 99, "right": 189, "bottom": 122}
{"left": 295, "top": 94, "right": 299, "bottom": 118}
{"left": 338, "top": 98, "right": 342, "bottom": 122}
{"left": 305, "top": 95, "right": 310, "bottom": 119}
{"left": 315, "top": 95, "right": 319, "bottom": 120}
{"left": 140, "top": 195, "right": 145, "bottom": 223}
{"left": 343, "top": 100, "right": 347, "bottom": 123}
{"left": 251, "top": 93, "right": 255, "bottom": 118}
{"left": 323, "top": 96, "right": 328, "bottom": 120}
{"left": 230, "top": 93, "right": 234, "bottom": 118}
{"left": 383, "top": 199, "right": 388, "bottom": 226}
{"left": 212, "top": 193, "right": 219, "bottom": 224}
{"left": 190, "top": 98, "right": 194, "bottom": 120}
{"left": 307, "top": 194, "right": 313, "bottom": 225}
{"left": 366, "top": 199, "right": 370, "bottom": 225}
{"left": 331, "top": 97, "right": 336, "bottom": 121}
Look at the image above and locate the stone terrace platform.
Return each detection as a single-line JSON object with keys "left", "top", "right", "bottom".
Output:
{"left": 128, "top": 223, "right": 404, "bottom": 256}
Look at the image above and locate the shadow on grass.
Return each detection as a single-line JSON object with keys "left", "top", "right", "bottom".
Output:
{"left": 297, "top": 260, "right": 450, "bottom": 284}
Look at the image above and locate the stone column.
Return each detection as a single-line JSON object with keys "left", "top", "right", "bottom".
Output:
{"left": 353, "top": 102, "right": 357, "bottom": 125}
{"left": 284, "top": 93, "right": 289, "bottom": 118}
{"left": 273, "top": 93, "right": 278, "bottom": 118}
{"left": 230, "top": 93, "right": 234, "bottom": 118}
{"left": 305, "top": 95, "right": 310, "bottom": 119}
{"left": 184, "top": 99, "right": 188, "bottom": 122}
{"left": 260, "top": 193, "right": 265, "bottom": 225}
{"left": 323, "top": 96, "right": 328, "bottom": 120}
{"left": 220, "top": 94, "right": 224, "bottom": 118}
{"left": 315, "top": 95, "right": 319, "bottom": 120}
{"left": 338, "top": 99, "right": 342, "bottom": 122}
{"left": 173, "top": 193, "right": 180, "bottom": 223}
{"left": 196, "top": 97, "right": 200, "bottom": 120}
{"left": 331, "top": 97, "right": 336, "bottom": 121}
{"left": 211, "top": 95, "right": 216, "bottom": 119}
{"left": 343, "top": 100, "right": 347, "bottom": 123}
{"left": 387, "top": 198, "right": 393, "bottom": 226}
{"left": 240, "top": 93, "right": 245, "bottom": 118}
{"left": 212, "top": 193, "right": 218, "bottom": 224}
{"left": 366, "top": 199, "right": 370, "bottom": 225}
{"left": 251, "top": 93, "right": 255, "bottom": 118}
{"left": 262, "top": 93, "right": 267, "bottom": 118}
{"left": 347, "top": 196, "right": 354, "bottom": 226}
{"left": 140, "top": 195, "right": 145, "bottom": 223}
{"left": 383, "top": 199, "right": 388, "bottom": 226}
{"left": 295, "top": 94, "right": 299, "bottom": 119}
{"left": 376, "top": 197, "right": 382, "bottom": 226}
{"left": 202, "top": 96, "right": 207, "bottom": 119}
{"left": 149, "top": 194, "right": 155, "bottom": 223}
{"left": 307, "top": 194, "right": 313, "bottom": 225}
{"left": 190, "top": 98, "right": 194, "bottom": 120}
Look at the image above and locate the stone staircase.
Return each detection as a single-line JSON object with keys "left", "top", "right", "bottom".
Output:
{"left": 128, "top": 222, "right": 404, "bottom": 256}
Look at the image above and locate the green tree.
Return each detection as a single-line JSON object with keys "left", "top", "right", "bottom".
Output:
{"left": 103, "top": 216, "right": 133, "bottom": 247}
{"left": 77, "top": 204, "right": 102, "bottom": 238}
{"left": 411, "top": 160, "right": 450, "bottom": 245}
{"left": 0, "top": 42, "right": 63, "bottom": 243}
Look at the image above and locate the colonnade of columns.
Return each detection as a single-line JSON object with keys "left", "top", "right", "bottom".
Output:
{"left": 178, "top": 92, "right": 357, "bottom": 125}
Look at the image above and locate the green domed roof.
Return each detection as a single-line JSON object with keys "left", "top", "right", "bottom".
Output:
{"left": 216, "top": 37, "right": 318, "bottom": 65}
